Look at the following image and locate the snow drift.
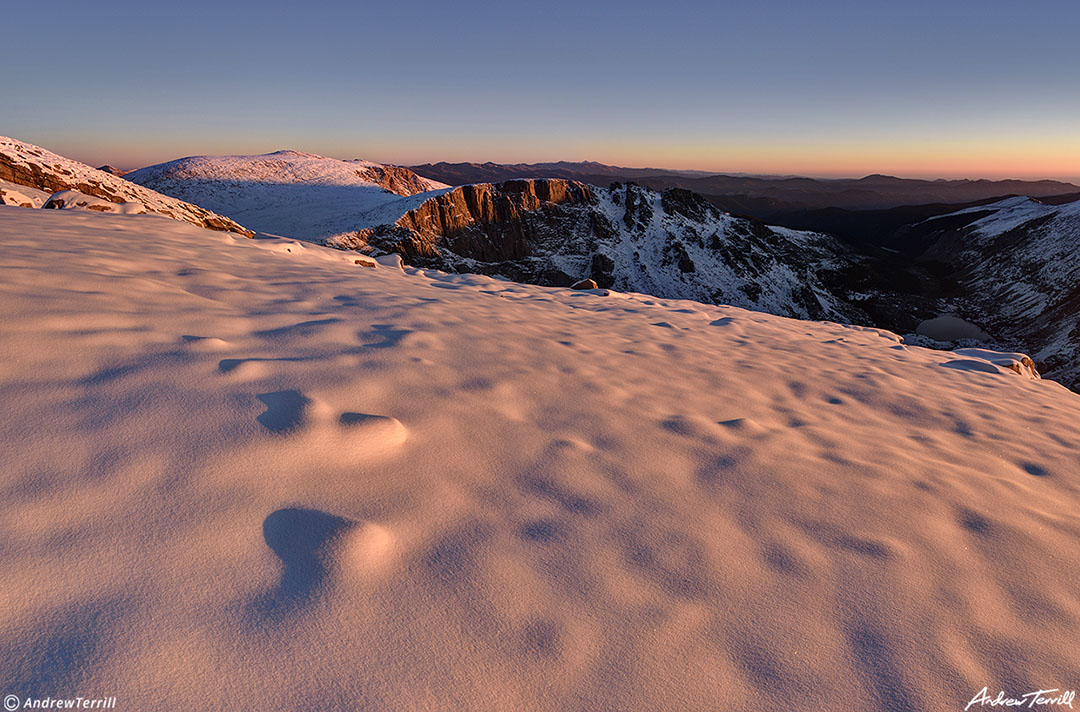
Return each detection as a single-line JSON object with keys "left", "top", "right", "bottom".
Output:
{"left": 1, "top": 205, "right": 1077, "bottom": 711}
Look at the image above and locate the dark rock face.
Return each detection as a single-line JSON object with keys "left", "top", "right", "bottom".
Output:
{"left": 343, "top": 179, "right": 595, "bottom": 263}
{"left": 327, "top": 179, "right": 869, "bottom": 324}
{"left": 96, "top": 165, "right": 127, "bottom": 176}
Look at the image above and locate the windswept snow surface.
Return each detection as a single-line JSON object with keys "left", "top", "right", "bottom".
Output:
{"left": 126, "top": 151, "right": 450, "bottom": 241}
{"left": 1, "top": 206, "right": 1078, "bottom": 711}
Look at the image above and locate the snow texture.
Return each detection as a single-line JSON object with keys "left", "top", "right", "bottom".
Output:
{"left": 1, "top": 205, "right": 1077, "bottom": 711}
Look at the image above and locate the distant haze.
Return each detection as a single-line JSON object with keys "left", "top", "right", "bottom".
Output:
{"left": 3, "top": 0, "right": 1078, "bottom": 180}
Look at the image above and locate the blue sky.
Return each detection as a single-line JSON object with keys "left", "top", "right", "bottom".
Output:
{"left": 3, "top": 0, "right": 1079, "bottom": 179}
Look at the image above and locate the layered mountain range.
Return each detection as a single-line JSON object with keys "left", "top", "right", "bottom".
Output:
{"left": 408, "top": 160, "right": 1079, "bottom": 212}
{"left": 5, "top": 137, "right": 1080, "bottom": 389}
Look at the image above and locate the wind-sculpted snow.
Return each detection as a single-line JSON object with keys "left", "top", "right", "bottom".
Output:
{"left": 0, "top": 136, "right": 252, "bottom": 236}
{"left": 126, "top": 150, "right": 450, "bottom": 240}
{"left": 2, "top": 205, "right": 1077, "bottom": 711}
{"left": 0, "top": 178, "right": 50, "bottom": 208}
{"left": 913, "top": 196, "right": 1080, "bottom": 389}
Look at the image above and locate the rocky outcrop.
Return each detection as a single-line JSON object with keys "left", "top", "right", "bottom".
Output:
{"left": 0, "top": 179, "right": 50, "bottom": 208}
{"left": 0, "top": 137, "right": 253, "bottom": 237}
{"left": 361, "top": 164, "right": 442, "bottom": 196}
{"left": 327, "top": 179, "right": 868, "bottom": 324}
{"left": 96, "top": 165, "right": 128, "bottom": 176}
{"left": 338, "top": 179, "right": 595, "bottom": 263}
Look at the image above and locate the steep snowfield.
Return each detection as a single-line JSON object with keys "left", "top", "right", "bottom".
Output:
{"left": 126, "top": 150, "right": 450, "bottom": 240}
{"left": 0, "top": 137, "right": 252, "bottom": 236}
{"left": 1, "top": 207, "right": 1078, "bottom": 711}
{"left": 917, "top": 196, "right": 1080, "bottom": 389}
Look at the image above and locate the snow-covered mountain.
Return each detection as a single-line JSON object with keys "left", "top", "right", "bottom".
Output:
{"left": 0, "top": 137, "right": 252, "bottom": 236}
{"left": 1, "top": 204, "right": 1076, "bottom": 710}
{"left": 126, "top": 151, "right": 449, "bottom": 240}
{"left": 328, "top": 179, "right": 870, "bottom": 323}
{"left": 902, "top": 195, "right": 1080, "bottom": 389}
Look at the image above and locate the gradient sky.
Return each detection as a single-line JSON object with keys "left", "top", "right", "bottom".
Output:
{"left": 3, "top": 0, "right": 1079, "bottom": 180}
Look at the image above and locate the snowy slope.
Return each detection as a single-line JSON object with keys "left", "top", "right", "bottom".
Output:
{"left": 914, "top": 196, "right": 1080, "bottom": 388}
{"left": 126, "top": 150, "right": 450, "bottom": 240}
{"left": 0, "top": 137, "right": 252, "bottom": 236}
{"left": 1, "top": 205, "right": 1077, "bottom": 711}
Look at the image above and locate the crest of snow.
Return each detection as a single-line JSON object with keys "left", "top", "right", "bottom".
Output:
{"left": 125, "top": 151, "right": 450, "bottom": 240}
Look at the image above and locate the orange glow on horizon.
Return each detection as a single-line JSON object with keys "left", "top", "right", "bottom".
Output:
{"left": 51, "top": 133, "right": 1080, "bottom": 184}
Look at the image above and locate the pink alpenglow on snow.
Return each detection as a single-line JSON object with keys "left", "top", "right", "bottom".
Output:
{"left": 0, "top": 205, "right": 1078, "bottom": 710}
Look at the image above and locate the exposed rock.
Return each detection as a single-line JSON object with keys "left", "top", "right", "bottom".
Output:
{"left": 362, "top": 164, "right": 442, "bottom": 196}
{"left": 96, "top": 165, "right": 128, "bottom": 176}
{"left": 325, "top": 179, "right": 595, "bottom": 263}
{"left": 571, "top": 279, "right": 599, "bottom": 290}
{"left": 326, "top": 179, "right": 869, "bottom": 324}
{"left": 390, "top": 179, "right": 595, "bottom": 261}
{"left": 0, "top": 137, "right": 253, "bottom": 236}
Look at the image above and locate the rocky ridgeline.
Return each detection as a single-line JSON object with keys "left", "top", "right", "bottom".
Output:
{"left": 328, "top": 179, "right": 868, "bottom": 323}
{"left": 361, "top": 163, "right": 444, "bottom": 197}
{"left": 333, "top": 179, "right": 594, "bottom": 262}
{"left": 0, "top": 137, "right": 253, "bottom": 236}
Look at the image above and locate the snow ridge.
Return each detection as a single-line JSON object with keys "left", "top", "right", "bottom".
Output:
{"left": 0, "top": 136, "right": 252, "bottom": 236}
{"left": 126, "top": 151, "right": 450, "bottom": 240}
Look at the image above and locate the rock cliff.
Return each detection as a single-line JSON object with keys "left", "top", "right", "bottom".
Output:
{"left": 327, "top": 179, "right": 869, "bottom": 324}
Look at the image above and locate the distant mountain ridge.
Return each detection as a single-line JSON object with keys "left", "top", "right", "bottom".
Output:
{"left": 408, "top": 160, "right": 1079, "bottom": 212}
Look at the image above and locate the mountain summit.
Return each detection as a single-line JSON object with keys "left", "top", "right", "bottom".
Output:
{"left": 126, "top": 151, "right": 449, "bottom": 240}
